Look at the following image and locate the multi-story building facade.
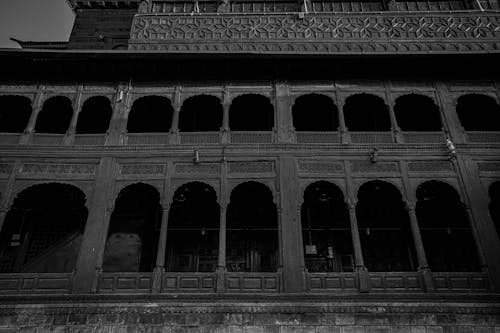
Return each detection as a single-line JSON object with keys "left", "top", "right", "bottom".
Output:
{"left": 0, "top": 0, "right": 499, "bottom": 331}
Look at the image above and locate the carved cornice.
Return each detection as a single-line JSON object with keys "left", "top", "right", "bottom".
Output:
{"left": 129, "top": 11, "right": 500, "bottom": 54}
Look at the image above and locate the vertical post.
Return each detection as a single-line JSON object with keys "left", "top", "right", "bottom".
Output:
{"left": 221, "top": 87, "right": 230, "bottom": 144}
{"left": 152, "top": 204, "right": 170, "bottom": 293}
{"left": 20, "top": 86, "right": 44, "bottom": 145}
{"left": 344, "top": 161, "right": 370, "bottom": 292}
{"left": 0, "top": 160, "right": 20, "bottom": 233}
{"left": 384, "top": 87, "right": 403, "bottom": 144}
{"left": 64, "top": 84, "right": 84, "bottom": 146}
{"left": 275, "top": 82, "right": 294, "bottom": 143}
{"left": 335, "top": 91, "right": 349, "bottom": 144}
{"left": 216, "top": 160, "right": 228, "bottom": 292}
{"left": 107, "top": 81, "right": 131, "bottom": 146}
{"left": 434, "top": 82, "right": 466, "bottom": 144}
{"left": 170, "top": 86, "right": 181, "bottom": 144}
{"left": 73, "top": 157, "right": 116, "bottom": 293}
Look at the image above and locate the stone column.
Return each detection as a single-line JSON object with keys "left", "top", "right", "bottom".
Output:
{"left": 405, "top": 200, "right": 434, "bottom": 291}
{"left": 275, "top": 82, "right": 294, "bottom": 143}
{"left": 0, "top": 160, "right": 21, "bottom": 233}
{"left": 387, "top": 101, "right": 403, "bottom": 143}
{"left": 64, "top": 85, "right": 84, "bottom": 146}
{"left": 335, "top": 93, "right": 349, "bottom": 144}
{"left": 152, "top": 204, "right": 170, "bottom": 293}
{"left": 221, "top": 88, "right": 230, "bottom": 144}
{"left": 279, "top": 155, "right": 305, "bottom": 292}
{"left": 346, "top": 199, "right": 370, "bottom": 292}
{"left": 435, "top": 82, "right": 466, "bottom": 143}
{"left": 20, "top": 87, "right": 44, "bottom": 145}
{"left": 216, "top": 203, "right": 227, "bottom": 292}
{"left": 169, "top": 86, "right": 181, "bottom": 144}
{"left": 107, "top": 82, "right": 131, "bottom": 146}
{"left": 73, "top": 157, "right": 116, "bottom": 293}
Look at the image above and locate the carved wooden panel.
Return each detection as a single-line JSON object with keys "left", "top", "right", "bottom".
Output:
{"left": 29, "top": 134, "right": 65, "bottom": 146}
{"left": 402, "top": 132, "right": 445, "bottom": 143}
{"left": 175, "top": 163, "right": 220, "bottom": 175}
{"left": 351, "top": 161, "right": 400, "bottom": 174}
{"left": 228, "top": 161, "right": 275, "bottom": 174}
{"left": 432, "top": 272, "right": 490, "bottom": 291}
{"left": 408, "top": 161, "right": 454, "bottom": 173}
{"left": 126, "top": 133, "right": 170, "bottom": 145}
{"left": 74, "top": 134, "right": 107, "bottom": 146}
{"left": 120, "top": 163, "right": 167, "bottom": 176}
{"left": 130, "top": 12, "right": 500, "bottom": 53}
{"left": 0, "top": 134, "right": 21, "bottom": 145}
{"left": 307, "top": 272, "right": 358, "bottom": 291}
{"left": 20, "top": 163, "right": 97, "bottom": 177}
{"left": 466, "top": 131, "right": 500, "bottom": 143}
{"left": 98, "top": 273, "right": 153, "bottom": 293}
{"left": 230, "top": 132, "right": 274, "bottom": 144}
{"left": 350, "top": 132, "right": 394, "bottom": 144}
{"left": 298, "top": 160, "right": 344, "bottom": 175}
{"left": 296, "top": 132, "right": 341, "bottom": 144}
{"left": 180, "top": 132, "right": 221, "bottom": 145}
{"left": 369, "top": 272, "right": 424, "bottom": 291}
{"left": 225, "top": 273, "right": 280, "bottom": 292}
{"left": 0, "top": 163, "right": 13, "bottom": 178}
{"left": 162, "top": 273, "right": 216, "bottom": 292}
{"left": 0, "top": 273, "right": 73, "bottom": 294}
{"left": 478, "top": 161, "right": 500, "bottom": 173}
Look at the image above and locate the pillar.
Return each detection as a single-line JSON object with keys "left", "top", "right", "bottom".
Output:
{"left": 169, "top": 86, "right": 181, "bottom": 144}
{"left": 275, "top": 82, "right": 294, "bottom": 143}
{"left": 386, "top": 98, "right": 403, "bottom": 144}
{"left": 64, "top": 85, "right": 84, "bottom": 146}
{"left": 346, "top": 199, "right": 370, "bottom": 292}
{"left": 152, "top": 205, "right": 170, "bottom": 293}
{"left": 107, "top": 82, "right": 131, "bottom": 146}
{"left": 405, "top": 200, "right": 434, "bottom": 291}
{"left": 216, "top": 203, "right": 227, "bottom": 292}
{"left": 0, "top": 160, "right": 21, "bottom": 233}
{"left": 20, "top": 87, "right": 44, "bottom": 145}
{"left": 279, "top": 155, "right": 305, "bottom": 292}
{"left": 221, "top": 87, "right": 230, "bottom": 144}
{"left": 335, "top": 93, "right": 349, "bottom": 144}
{"left": 435, "top": 82, "right": 466, "bottom": 143}
{"left": 73, "top": 157, "right": 116, "bottom": 293}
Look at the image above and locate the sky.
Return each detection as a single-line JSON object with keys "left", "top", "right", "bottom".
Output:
{"left": 0, "top": 0, "right": 75, "bottom": 48}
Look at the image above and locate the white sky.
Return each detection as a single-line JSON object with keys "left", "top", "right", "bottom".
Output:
{"left": 0, "top": 0, "right": 75, "bottom": 48}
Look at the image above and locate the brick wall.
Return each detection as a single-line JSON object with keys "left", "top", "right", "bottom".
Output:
{"left": 0, "top": 299, "right": 498, "bottom": 333}
{"left": 68, "top": 9, "right": 137, "bottom": 49}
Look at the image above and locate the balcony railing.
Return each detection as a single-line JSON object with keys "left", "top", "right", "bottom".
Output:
{"left": 0, "top": 133, "right": 21, "bottom": 145}
{"left": 465, "top": 131, "right": 500, "bottom": 143}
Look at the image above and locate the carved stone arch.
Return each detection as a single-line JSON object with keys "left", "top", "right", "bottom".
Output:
{"left": 290, "top": 92, "right": 335, "bottom": 105}
{"left": 392, "top": 91, "right": 438, "bottom": 104}
{"left": 179, "top": 93, "right": 223, "bottom": 105}
{"left": 352, "top": 178, "right": 404, "bottom": 201}
{"left": 113, "top": 180, "right": 163, "bottom": 205}
{"left": 9, "top": 180, "right": 89, "bottom": 210}
{"left": 299, "top": 179, "right": 346, "bottom": 206}
{"left": 169, "top": 179, "right": 220, "bottom": 205}
{"left": 453, "top": 91, "right": 499, "bottom": 105}
{"left": 0, "top": 93, "right": 34, "bottom": 101}
{"left": 40, "top": 94, "right": 75, "bottom": 106}
{"left": 228, "top": 179, "right": 276, "bottom": 204}
{"left": 345, "top": 91, "right": 387, "bottom": 102}
{"left": 414, "top": 178, "right": 465, "bottom": 205}
{"left": 227, "top": 91, "right": 272, "bottom": 104}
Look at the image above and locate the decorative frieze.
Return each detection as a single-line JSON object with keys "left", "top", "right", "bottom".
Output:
{"left": 408, "top": 161, "right": 454, "bottom": 173}
{"left": 120, "top": 164, "right": 166, "bottom": 176}
{"left": 298, "top": 160, "right": 344, "bottom": 174}
{"left": 351, "top": 161, "right": 400, "bottom": 173}
{"left": 175, "top": 163, "right": 220, "bottom": 175}
{"left": 130, "top": 12, "right": 500, "bottom": 54}
{"left": 0, "top": 163, "right": 13, "bottom": 176}
{"left": 20, "top": 163, "right": 97, "bottom": 176}
{"left": 229, "top": 161, "right": 275, "bottom": 174}
{"left": 478, "top": 162, "right": 500, "bottom": 173}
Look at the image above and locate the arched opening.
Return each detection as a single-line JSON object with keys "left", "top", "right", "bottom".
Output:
{"left": 394, "top": 94, "right": 442, "bottom": 131}
{"left": 166, "top": 182, "right": 220, "bottom": 272}
{"left": 456, "top": 94, "right": 500, "bottom": 131}
{"left": 229, "top": 94, "right": 274, "bottom": 131}
{"left": 0, "top": 183, "right": 88, "bottom": 273}
{"left": 301, "top": 181, "right": 354, "bottom": 272}
{"left": 356, "top": 180, "right": 416, "bottom": 272}
{"left": 179, "top": 95, "right": 223, "bottom": 132}
{"left": 344, "top": 94, "right": 391, "bottom": 131}
{"left": 489, "top": 181, "right": 500, "bottom": 238}
{"left": 127, "top": 96, "right": 173, "bottom": 133}
{"left": 76, "top": 96, "right": 113, "bottom": 134}
{"left": 34, "top": 96, "right": 73, "bottom": 134}
{"left": 292, "top": 94, "right": 338, "bottom": 131}
{"left": 227, "top": 182, "right": 278, "bottom": 272}
{"left": 416, "top": 181, "right": 481, "bottom": 272}
{"left": 103, "top": 183, "right": 161, "bottom": 272}
{"left": 0, "top": 95, "right": 32, "bottom": 133}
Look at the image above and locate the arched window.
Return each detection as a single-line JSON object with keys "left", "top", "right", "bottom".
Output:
{"left": 301, "top": 181, "right": 353, "bottom": 272}
{"left": 456, "top": 94, "right": 500, "bottom": 131}
{"left": 416, "top": 181, "right": 480, "bottom": 272}
{"left": 166, "top": 182, "right": 219, "bottom": 272}
{"left": 394, "top": 94, "right": 442, "bottom": 131}
{"left": 34, "top": 96, "right": 73, "bottom": 134}
{"left": 292, "top": 94, "right": 338, "bottom": 131}
{"left": 76, "top": 96, "right": 113, "bottom": 134}
{"left": 103, "top": 183, "right": 161, "bottom": 272}
{"left": 344, "top": 94, "right": 391, "bottom": 131}
{"left": 0, "top": 183, "right": 88, "bottom": 273}
{"left": 229, "top": 94, "right": 274, "bottom": 131}
{"left": 0, "top": 95, "right": 32, "bottom": 133}
{"left": 356, "top": 180, "right": 416, "bottom": 272}
{"left": 227, "top": 182, "right": 278, "bottom": 272}
{"left": 489, "top": 181, "right": 500, "bottom": 238}
{"left": 179, "top": 95, "right": 223, "bottom": 132}
{"left": 127, "top": 96, "right": 173, "bottom": 133}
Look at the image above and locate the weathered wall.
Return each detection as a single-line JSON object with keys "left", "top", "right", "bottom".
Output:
{"left": 0, "top": 299, "right": 499, "bottom": 333}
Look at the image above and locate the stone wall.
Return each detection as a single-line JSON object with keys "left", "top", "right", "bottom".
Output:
{"left": 0, "top": 298, "right": 499, "bottom": 333}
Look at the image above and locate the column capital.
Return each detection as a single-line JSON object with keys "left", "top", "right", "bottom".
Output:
{"left": 346, "top": 198, "right": 357, "bottom": 210}
{"left": 405, "top": 200, "right": 416, "bottom": 211}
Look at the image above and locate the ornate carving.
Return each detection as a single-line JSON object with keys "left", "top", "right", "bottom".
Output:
{"left": 229, "top": 161, "right": 275, "bottom": 174}
{"left": 129, "top": 12, "right": 500, "bottom": 54}
{"left": 0, "top": 163, "right": 13, "bottom": 175}
{"left": 351, "top": 161, "right": 400, "bottom": 173}
{"left": 298, "top": 160, "right": 344, "bottom": 174}
{"left": 20, "top": 163, "right": 97, "bottom": 176}
{"left": 478, "top": 162, "right": 500, "bottom": 172}
{"left": 120, "top": 164, "right": 166, "bottom": 176}
{"left": 408, "top": 161, "right": 454, "bottom": 173}
{"left": 175, "top": 163, "right": 220, "bottom": 174}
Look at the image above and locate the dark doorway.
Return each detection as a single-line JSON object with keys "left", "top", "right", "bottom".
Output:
{"left": 356, "top": 180, "right": 416, "bottom": 272}
{"left": 179, "top": 95, "right": 223, "bottom": 132}
{"left": 301, "top": 181, "right": 354, "bottom": 272}
{"left": 127, "top": 96, "right": 173, "bottom": 133}
{"left": 456, "top": 94, "right": 500, "bottom": 131}
{"left": 229, "top": 94, "right": 274, "bottom": 131}
{"left": 76, "top": 96, "right": 113, "bottom": 134}
{"left": 227, "top": 182, "right": 278, "bottom": 272}
{"left": 103, "top": 183, "right": 161, "bottom": 272}
{"left": 344, "top": 94, "right": 391, "bottom": 131}
{"left": 394, "top": 94, "right": 442, "bottom": 131}
{"left": 0, "top": 183, "right": 88, "bottom": 273}
{"left": 166, "top": 182, "right": 220, "bottom": 272}
{"left": 292, "top": 94, "right": 338, "bottom": 131}
{"left": 34, "top": 96, "right": 73, "bottom": 134}
{"left": 416, "top": 180, "right": 481, "bottom": 272}
{"left": 0, "top": 95, "right": 32, "bottom": 133}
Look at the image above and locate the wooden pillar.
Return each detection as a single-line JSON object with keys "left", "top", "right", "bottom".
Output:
{"left": 384, "top": 87, "right": 403, "bottom": 144}
{"left": 107, "top": 82, "right": 131, "bottom": 146}
{"left": 169, "top": 86, "right": 181, "bottom": 144}
{"left": 435, "top": 82, "right": 466, "bottom": 144}
{"left": 73, "top": 157, "right": 116, "bottom": 293}
{"left": 216, "top": 160, "right": 228, "bottom": 292}
{"left": 335, "top": 92, "right": 349, "bottom": 144}
{"left": 279, "top": 155, "right": 304, "bottom": 292}
{"left": 20, "top": 86, "right": 44, "bottom": 145}
{"left": 344, "top": 161, "right": 369, "bottom": 292}
{"left": 275, "top": 82, "right": 294, "bottom": 143}
{"left": 453, "top": 156, "right": 500, "bottom": 291}
{"left": 0, "top": 161, "right": 20, "bottom": 233}
{"left": 152, "top": 204, "right": 170, "bottom": 293}
{"left": 221, "top": 87, "right": 230, "bottom": 144}
{"left": 64, "top": 85, "right": 84, "bottom": 146}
